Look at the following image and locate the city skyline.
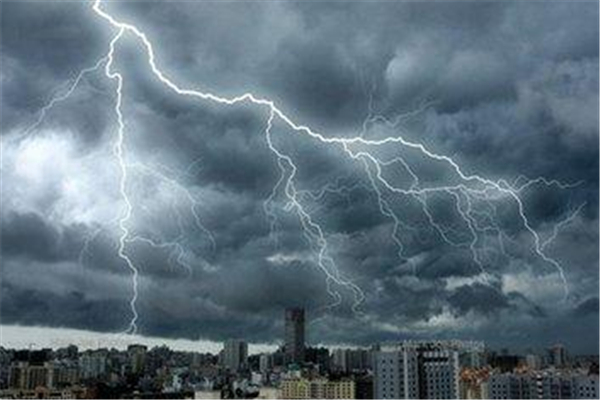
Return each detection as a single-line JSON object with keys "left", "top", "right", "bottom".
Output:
{"left": 0, "top": 309, "right": 593, "bottom": 357}
{"left": 0, "top": 310, "right": 597, "bottom": 399}
{"left": 1, "top": 0, "right": 598, "bottom": 357}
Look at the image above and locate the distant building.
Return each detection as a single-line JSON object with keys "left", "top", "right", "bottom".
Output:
{"left": 354, "top": 374, "right": 373, "bottom": 399}
{"left": 51, "top": 360, "right": 79, "bottom": 388}
{"left": 489, "top": 371, "right": 599, "bottom": 399}
{"left": 280, "top": 378, "right": 355, "bottom": 399}
{"left": 0, "top": 386, "right": 86, "bottom": 399}
{"left": 259, "top": 354, "right": 273, "bottom": 373}
{"left": 488, "top": 372, "right": 532, "bottom": 399}
{"left": 8, "top": 361, "right": 54, "bottom": 390}
{"left": 222, "top": 340, "right": 248, "bottom": 372}
{"left": 548, "top": 344, "right": 567, "bottom": 368}
{"left": 331, "top": 349, "right": 348, "bottom": 373}
{"left": 331, "top": 348, "right": 372, "bottom": 373}
{"left": 79, "top": 350, "right": 108, "bottom": 379}
{"left": 305, "top": 347, "right": 330, "bottom": 373}
{"left": 459, "top": 368, "right": 490, "bottom": 399}
{"left": 373, "top": 341, "right": 461, "bottom": 399}
{"left": 525, "top": 354, "right": 543, "bottom": 371}
{"left": 489, "top": 353, "right": 521, "bottom": 373}
{"left": 127, "top": 344, "right": 147, "bottom": 374}
{"left": 54, "top": 345, "right": 78, "bottom": 361}
{"left": 285, "top": 308, "right": 305, "bottom": 364}
{"left": 194, "top": 390, "right": 221, "bottom": 399}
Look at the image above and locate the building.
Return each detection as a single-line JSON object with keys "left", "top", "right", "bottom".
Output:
{"left": 331, "top": 348, "right": 372, "bottom": 373}
{"left": 573, "top": 374, "right": 599, "bottom": 399}
{"left": 525, "top": 354, "right": 543, "bottom": 371}
{"left": 459, "top": 368, "right": 490, "bottom": 399}
{"left": 374, "top": 341, "right": 461, "bottom": 399}
{"left": 280, "top": 378, "right": 355, "bottom": 399}
{"left": 305, "top": 347, "right": 330, "bottom": 373}
{"left": 52, "top": 360, "right": 79, "bottom": 388}
{"left": 285, "top": 308, "right": 305, "bottom": 365}
{"left": 488, "top": 372, "right": 532, "bottom": 399}
{"left": 127, "top": 344, "right": 147, "bottom": 374}
{"left": 8, "top": 361, "right": 54, "bottom": 390}
{"left": 222, "top": 340, "right": 248, "bottom": 372}
{"left": 0, "top": 386, "right": 86, "bottom": 399}
{"left": 354, "top": 374, "right": 374, "bottom": 399}
{"left": 79, "top": 350, "right": 108, "bottom": 379}
{"left": 259, "top": 354, "right": 273, "bottom": 373}
{"left": 488, "top": 371, "right": 599, "bottom": 399}
{"left": 548, "top": 344, "right": 567, "bottom": 368}
{"left": 280, "top": 378, "right": 309, "bottom": 399}
{"left": 331, "top": 349, "right": 348, "bottom": 373}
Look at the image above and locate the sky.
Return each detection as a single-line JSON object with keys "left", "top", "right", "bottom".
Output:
{"left": 0, "top": 0, "right": 598, "bottom": 354}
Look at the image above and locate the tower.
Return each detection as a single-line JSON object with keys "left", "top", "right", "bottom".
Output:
{"left": 284, "top": 307, "right": 305, "bottom": 364}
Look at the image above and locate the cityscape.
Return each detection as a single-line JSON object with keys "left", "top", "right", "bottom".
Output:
{"left": 1, "top": 1, "right": 598, "bottom": 400}
{"left": 0, "top": 308, "right": 598, "bottom": 399}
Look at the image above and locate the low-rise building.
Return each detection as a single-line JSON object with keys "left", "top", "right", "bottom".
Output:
{"left": 280, "top": 378, "right": 355, "bottom": 399}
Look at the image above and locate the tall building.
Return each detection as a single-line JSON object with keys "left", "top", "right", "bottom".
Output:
{"left": 79, "top": 350, "right": 108, "bottom": 379}
{"left": 259, "top": 353, "right": 273, "bottom": 373}
{"left": 525, "top": 354, "right": 543, "bottom": 371}
{"left": 8, "top": 361, "right": 54, "bottom": 390}
{"left": 548, "top": 344, "right": 567, "bottom": 368}
{"left": 222, "top": 339, "right": 248, "bottom": 372}
{"left": 331, "top": 348, "right": 372, "bottom": 373}
{"left": 285, "top": 308, "right": 305, "bottom": 364}
{"left": 374, "top": 341, "right": 461, "bottom": 399}
{"left": 127, "top": 344, "right": 147, "bottom": 374}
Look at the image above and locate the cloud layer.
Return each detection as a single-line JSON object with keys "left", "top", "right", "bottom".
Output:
{"left": 1, "top": 1, "right": 598, "bottom": 353}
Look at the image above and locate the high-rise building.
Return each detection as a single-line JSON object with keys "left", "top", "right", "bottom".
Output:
{"left": 331, "top": 348, "right": 372, "bottom": 373}
{"left": 548, "top": 344, "right": 567, "bottom": 368}
{"left": 222, "top": 340, "right": 248, "bottom": 372}
{"left": 374, "top": 341, "right": 461, "bottom": 399}
{"left": 285, "top": 307, "right": 305, "bottom": 364}
{"left": 127, "top": 344, "right": 147, "bottom": 374}
{"left": 259, "top": 353, "right": 273, "bottom": 373}
{"left": 8, "top": 361, "right": 54, "bottom": 390}
{"left": 525, "top": 354, "right": 543, "bottom": 371}
{"left": 79, "top": 350, "right": 108, "bottom": 379}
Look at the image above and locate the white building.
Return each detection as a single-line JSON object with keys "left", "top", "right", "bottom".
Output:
{"left": 374, "top": 341, "right": 460, "bottom": 399}
{"left": 573, "top": 375, "right": 599, "bottom": 399}
{"left": 489, "top": 371, "right": 599, "bottom": 399}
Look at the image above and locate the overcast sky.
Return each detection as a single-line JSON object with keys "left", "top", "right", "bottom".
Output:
{"left": 1, "top": 1, "right": 598, "bottom": 354}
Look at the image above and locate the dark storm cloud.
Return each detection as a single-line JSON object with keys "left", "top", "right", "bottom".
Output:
{"left": 0, "top": 1, "right": 113, "bottom": 133}
{"left": 1, "top": 281, "right": 130, "bottom": 332}
{"left": 1, "top": 0, "right": 597, "bottom": 353}
{"left": 1, "top": 212, "right": 83, "bottom": 262}
{"left": 573, "top": 297, "right": 600, "bottom": 317}
{"left": 447, "top": 283, "right": 548, "bottom": 318}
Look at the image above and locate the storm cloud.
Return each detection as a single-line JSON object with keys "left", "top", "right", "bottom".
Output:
{"left": 0, "top": 0, "right": 598, "bottom": 353}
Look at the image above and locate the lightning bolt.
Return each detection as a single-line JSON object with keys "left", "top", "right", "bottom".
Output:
{"left": 541, "top": 202, "right": 586, "bottom": 252}
{"left": 16, "top": 0, "right": 583, "bottom": 334}
{"left": 103, "top": 28, "right": 142, "bottom": 334}
{"left": 18, "top": 56, "right": 109, "bottom": 142}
